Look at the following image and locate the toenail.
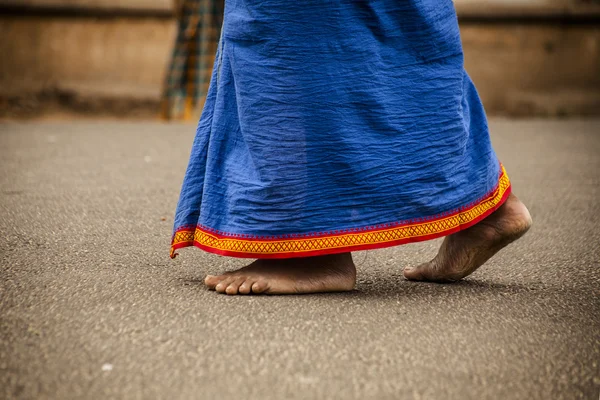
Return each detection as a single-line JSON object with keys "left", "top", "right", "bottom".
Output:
{"left": 216, "top": 283, "right": 224, "bottom": 290}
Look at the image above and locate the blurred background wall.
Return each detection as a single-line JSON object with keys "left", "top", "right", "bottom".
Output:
{"left": 0, "top": 0, "right": 599, "bottom": 118}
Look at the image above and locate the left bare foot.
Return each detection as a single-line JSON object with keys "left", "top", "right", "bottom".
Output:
{"left": 204, "top": 253, "right": 356, "bottom": 295}
{"left": 403, "top": 193, "right": 532, "bottom": 282}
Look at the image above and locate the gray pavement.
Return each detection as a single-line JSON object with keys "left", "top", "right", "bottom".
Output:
{"left": 0, "top": 119, "right": 599, "bottom": 400}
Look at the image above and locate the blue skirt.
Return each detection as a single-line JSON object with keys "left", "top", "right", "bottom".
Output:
{"left": 171, "top": 0, "right": 511, "bottom": 259}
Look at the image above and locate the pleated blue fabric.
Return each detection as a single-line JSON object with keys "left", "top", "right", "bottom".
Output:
{"left": 171, "top": 0, "right": 509, "bottom": 258}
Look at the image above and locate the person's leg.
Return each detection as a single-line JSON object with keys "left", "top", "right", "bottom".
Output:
{"left": 403, "top": 193, "right": 532, "bottom": 282}
{"left": 204, "top": 253, "right": 356, "bottom": 295}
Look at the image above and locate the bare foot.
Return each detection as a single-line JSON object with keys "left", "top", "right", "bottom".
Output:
{"left": 204, "top": 253, "right": 356, "bottom": 295}
{"left": 403, "top": 193, "right": 532, "bottom": 282}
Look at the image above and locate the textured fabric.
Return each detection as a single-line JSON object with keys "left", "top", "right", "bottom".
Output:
{"left": 161, "top": 0, "right": 224, "bottom": 120}
{"left": 171, "top": 0, "right": 511, "bottom": 258}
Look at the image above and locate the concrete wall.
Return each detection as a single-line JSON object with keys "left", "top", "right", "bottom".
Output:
{"left": 462, "top": 24, "right": 600, "bottom": 116}
{"left": 1, "top": 0, "right": 599, "bottom": 117}
{"left": 455, "top": 0, "right": 600, "bottom": 16}
{"left": 0, "top": 17, "right": 174, "bottom": 98}
{"left": 5, "top": 0, "right": 600, "bottom": 15}
{"left": 3, "top": 0, "right": 172, "bottom": 12}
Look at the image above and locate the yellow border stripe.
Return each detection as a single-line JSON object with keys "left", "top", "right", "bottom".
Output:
{"left": 172, "top": 166, "right": 510, "bottom": 255}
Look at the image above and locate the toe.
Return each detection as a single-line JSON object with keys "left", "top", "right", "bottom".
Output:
{"left": 204, "top": 274, "right": 229, "bottom": 290}
{"left": 215, "top": 277, "right": 236, "bottom": 293}
{"left": 204, "top": 274, "right": 221, "bottom": 289}
{"left": 403, "top": 263, "right": 427, "bottom": 281}
{"left": 225, "top": 277, "right": 246, "bottom": 295}
{"left": 251, "top": 280, "right": 269, "bottom": 294}
{"left": 404, "top": 262, "right": 460, "bottom": 283}
{"left": 238, "top": 279, "right": 255, "bottom": 295}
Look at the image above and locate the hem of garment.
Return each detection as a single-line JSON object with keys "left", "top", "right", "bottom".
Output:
{"left": 170, "top": 164, "right": 511, "bottom": 259}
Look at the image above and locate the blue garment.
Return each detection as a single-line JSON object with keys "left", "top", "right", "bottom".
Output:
{"left": 171, "top": 0, "right": 511, "bottom": 259}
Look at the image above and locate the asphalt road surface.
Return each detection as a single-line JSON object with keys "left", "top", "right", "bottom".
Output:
{"left": 1, "top": 119, "right": 599, "bottom": 400}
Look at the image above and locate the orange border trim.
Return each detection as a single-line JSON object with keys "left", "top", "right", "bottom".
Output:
{"left": 171, "top": 165, "right": 511, "bottom": 259}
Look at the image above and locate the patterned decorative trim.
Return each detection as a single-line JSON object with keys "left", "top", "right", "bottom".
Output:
{"left": 171, "top": 165, "right": 511, "bottom": 259}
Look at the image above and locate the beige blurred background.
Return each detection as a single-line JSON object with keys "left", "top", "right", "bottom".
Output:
{"left": 0, "top": 0, "right": 599, "bottom": 118}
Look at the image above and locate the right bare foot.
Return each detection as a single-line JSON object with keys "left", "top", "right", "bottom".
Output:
{"left": 204, "top": 253, "right": 356, "bottom": 295}
{"left": 403, "top": 193, "right": 532, "bottom": 283}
